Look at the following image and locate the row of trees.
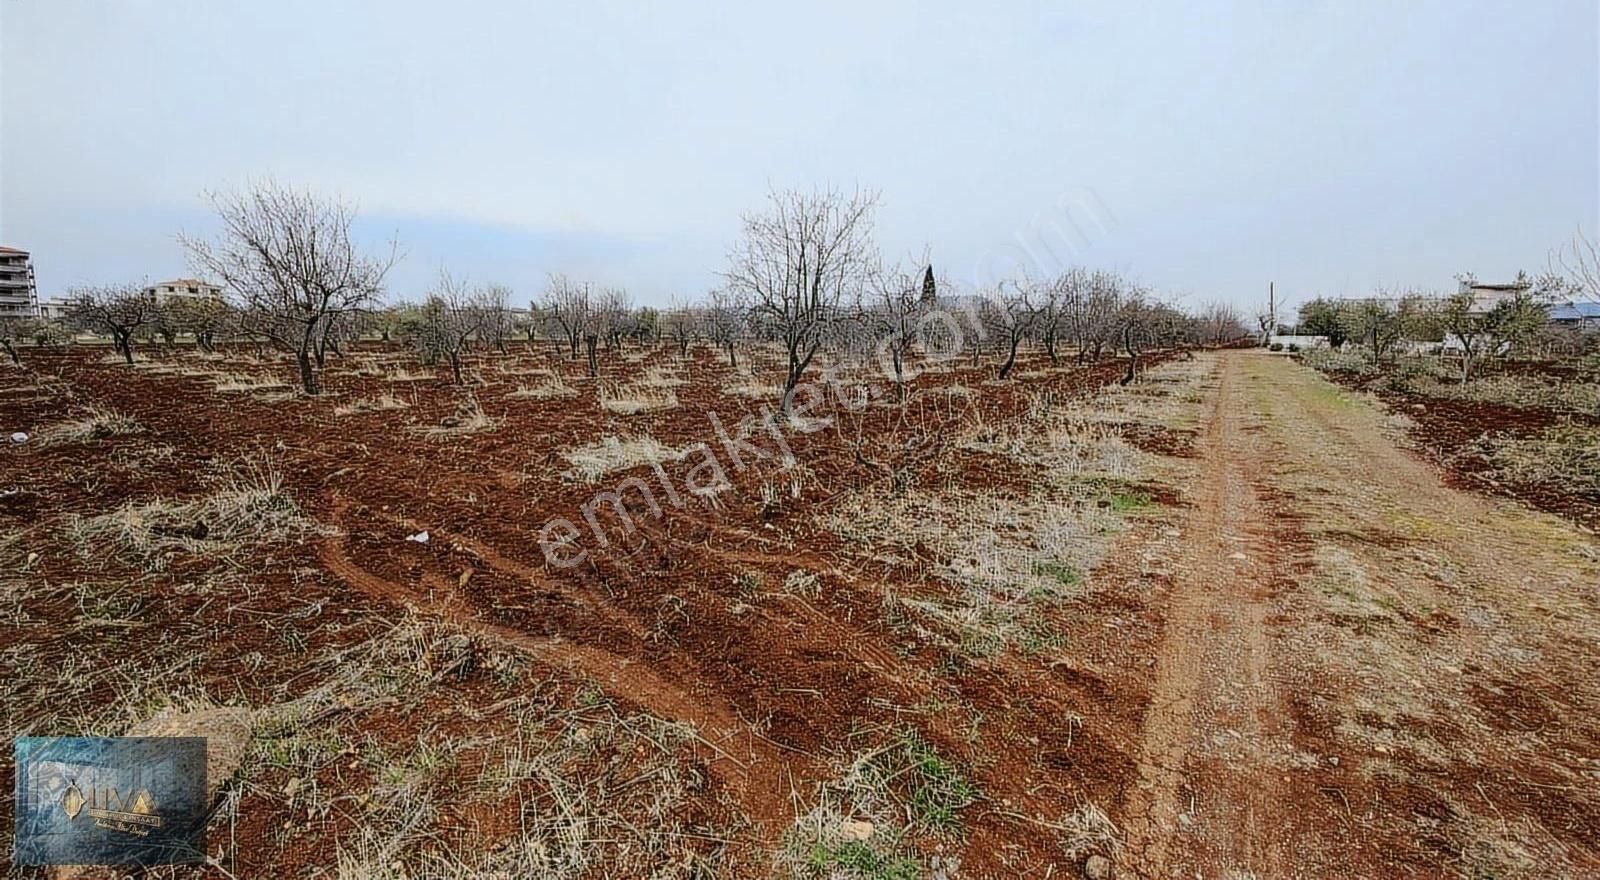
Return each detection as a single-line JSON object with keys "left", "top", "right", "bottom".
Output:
{"left": 1278, "top": 228, "right": 1600, "bottom": 379}
{"left": 1292, "top": 272, "right": 1584, "bottom": 379}
{"left": 5, "top": 181, "right": 1251, "bottom": 399}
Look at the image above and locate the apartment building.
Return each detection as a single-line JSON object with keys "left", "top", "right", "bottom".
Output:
{"left": 0, "top": 246, "right": 39, "bottom": 318}
{"left": 143, "top": 278, "right": 223, "bottom": 303}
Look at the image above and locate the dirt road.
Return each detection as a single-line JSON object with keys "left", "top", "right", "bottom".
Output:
{"left": 1119, "top": 351, "right": 1600, "bottom": 879}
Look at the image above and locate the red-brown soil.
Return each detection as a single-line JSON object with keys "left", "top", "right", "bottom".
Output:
{"left": 1323, "top": 365, "right": 1600, "bottom": 530}
{"left": 5, "top": 347, "right": 1597, "bottom": 878}
{"left": 0, "top": 344, "right": 1182, "bottom": 877}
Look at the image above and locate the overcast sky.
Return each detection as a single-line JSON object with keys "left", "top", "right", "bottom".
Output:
{"left": 2, "top": 0, "right": 1596, "bottom": 312}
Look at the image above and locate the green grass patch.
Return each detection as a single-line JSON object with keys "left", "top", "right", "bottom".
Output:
{"left": 1032, "top": 559, "right": 1082, "bottom": 587}
{"left": 1019, "top": 617, "right": 1067, "bottom": 656}
{"left": 889, "top": 730, "right": 979, "bottom": 833}
{"left": 1108, "top": 490, "right": 1154, "bottom": 513}
{"left": 805, "top": 841, "right": 920, "bottom": 880}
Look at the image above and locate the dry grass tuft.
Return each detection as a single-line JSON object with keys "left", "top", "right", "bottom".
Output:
{"left": 1404, "top": 370, "right": 1600, "bottom": 415}
{"left": 724, "top": 379, "right": 783, "bottom": 400}
{"left": 1479, "top": 422, "right": 1600, "bottom": 493}
{"left": 637, "top": 365, "right": 688, "bottom": 389}
{"left": 385, "top": 366, "right": 436, "bottom": 382}
{"left": 66, "top": 457, "right": 324, "bottom": 571}
{"left": 1056, "top": 801, "right": 1122, "bottom": 862}
{"left": 1044, "top": 422, "right": 1140, "bottom": 479}
{"left": 561, "top": 434, "right": 686, "bottom": 482}
{"left": 335, "top": 393, "right": 412, "bottom": 416}
{"left": 284, "top": 622, "right": 734, "bottom": 879}
{"left": 419, "top": 396, "right": 495, "bottom": 437}
{"left": 35, "top": 405, "right": 143, "bottom": 445}
{"left": 830, "top": 488, "right": 1115, "bottom": 657}
{"left": 509, "top": 372, "right": 579, "bottom": 400}
{"left": 598, "top": 382, "right": 678, "bottom": 415}
{"left": 212, "top": 372, "right": 291, "bottom": 393}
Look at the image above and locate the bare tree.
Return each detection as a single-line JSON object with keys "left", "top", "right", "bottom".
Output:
{"left": 425, "top": 270, "right": 485, "bottom": 385}
{"left": 542, "top": 274, "right": 590, "bottom": 358}
{"left": 866, "top": 257, "right": 932, "bottom": 401}
{"left": 1031, "top": 278, "right": 1068, "bottom": 365}
{"left": 0, "top": 316, "right": 67, "bottom": 363}
{"left": 475, "top": 283, "right": 515, "bottom": 354}
{"left": 1553, "top": 226, "right": 1600, "bottom": 304}
{"left": 725, "top": 186, "right": 879, "bottom": 410}
{"left": 980, "top": 280, "right": 1038, "bottom": 379}
{"left": 1254, "top": 281, "right": 1279, "bottom": 346}
{"left": 182, "top": 181, "right": 395, "bottom": 394}
{"left": 1116, "top": 287, "right": 1158, "bottom": 384}
{"left": 1061, "top": 268, "right": 1124, "bottom": 363}
{"left": 595, "top": 287, "right": 633, "bottom": 351}
{"left": 662, "top": 297, "right": 697, "bottom": 359}
{"left": 161, "top": 295, "right": 234, "bottom": 352}
{"left": 1196, "top": 300, "right": 1249, "bottom": 346}
{"left": 704, "top": 287, "right": 745, "bottom": 367}
{"left": 66, "top": 283, "right": 157, "bottom": 364}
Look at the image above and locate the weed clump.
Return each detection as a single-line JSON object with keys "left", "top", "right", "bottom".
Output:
{"left": 35, "top": 405, "right": 142, "bottom": 445}
{"left": 778, "top": 727, "right": 978, "bottom": 879}
{"left": 67, "top": 457, "right": 323, "bottom": 571}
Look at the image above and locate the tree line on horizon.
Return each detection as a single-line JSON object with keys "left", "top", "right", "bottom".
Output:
{"left": 4, "top": 181, "right": 1274, "bottom": 398}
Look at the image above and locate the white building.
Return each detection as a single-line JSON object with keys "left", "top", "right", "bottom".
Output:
{"left": 0, "top": 246, "right": 39, "bottom": 318}
{"left": 38, "top": 298, "right": 73, "bottom": 320}
{"left": 143, "top": 278, "right": 223, "bottom": 303}
{"left": 1458, "top": 278, "right": 1531, "bottom": 314}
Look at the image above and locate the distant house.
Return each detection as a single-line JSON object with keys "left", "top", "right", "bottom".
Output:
{"left": 1458, "top": 278, "right": 1531, "bottom": 315}
{"left": 1547, "top": 301, "right": 1600, "bottom": 327}
{"left": 0, "top": 246, "right": 39, "bottom": 319}
{"left": 38, "top": 297, "right": 73, "bottom": 321}
{"left": 143, "top": 279, "right": 223, "bottom": 303}
{"left": 1268, "top": 334, "right": 1328, "bottom": 350}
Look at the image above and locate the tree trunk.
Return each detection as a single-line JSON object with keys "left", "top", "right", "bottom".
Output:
{"left": 781, "top": 343, "right": 819, "bottom": 413}
{"left": 448, "top": 351, "right": 463, "bottom": 385}
{"left": 725, "top": 343, "right": 737, "bottom": 367}
{"left": 117, "top": 331, "right": 135, "bottom": 364}
{"left": 297, "top": 350, "right": 319, "bottom": 395}
{"left": 584, "top": 335, "right": 598, "bottom": 378}
{"left": 997, "top": 334, "right": 1019, "bottom": 379}
{"left": 1121, "top": 326, "right": 1138, "bottom": 385}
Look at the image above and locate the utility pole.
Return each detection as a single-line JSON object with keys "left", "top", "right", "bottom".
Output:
{"left": 1261, "top": 281, "right": 1278, "bottom": 345}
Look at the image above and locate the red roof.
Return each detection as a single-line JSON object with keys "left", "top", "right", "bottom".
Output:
{"left": 0, "top": 246, "right": 28, "bottom": 256}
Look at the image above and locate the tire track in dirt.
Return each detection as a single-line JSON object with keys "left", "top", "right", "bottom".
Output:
{"left": 1120, "top": 352, "right": 1296, "bottom": 878}
{"left": 316, "top": 494, "right": 805, "bottom": 829}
